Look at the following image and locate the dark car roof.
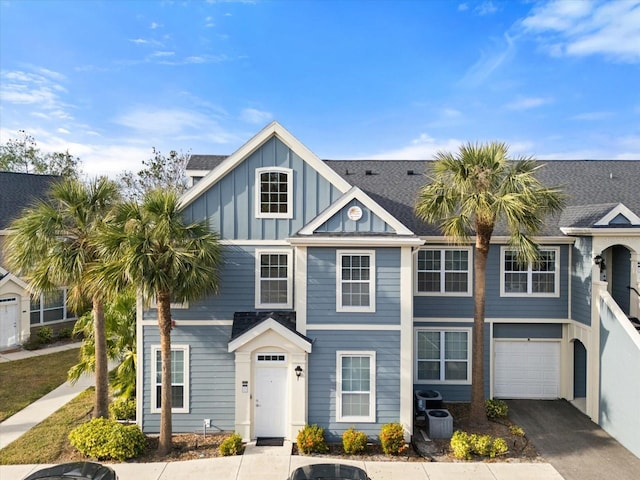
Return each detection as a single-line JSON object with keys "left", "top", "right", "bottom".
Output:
{"left": 23, "top": 462, "right": 117, "bottom": 480}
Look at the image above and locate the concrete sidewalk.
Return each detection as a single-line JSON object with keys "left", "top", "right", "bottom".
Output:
{"left": 0, "top": 344, "right": 565, "bottom": 479}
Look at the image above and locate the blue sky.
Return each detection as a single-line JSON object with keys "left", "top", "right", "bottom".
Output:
{"left": 1, "top": 0, "right": 639, "bottom": 177}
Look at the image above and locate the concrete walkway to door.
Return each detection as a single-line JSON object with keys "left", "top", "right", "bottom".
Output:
{"left": 507, "top": 400, "right": 640, "bottom": 480}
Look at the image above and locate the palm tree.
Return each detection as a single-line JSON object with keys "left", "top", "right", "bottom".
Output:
{"left": 96, "top": 189, "right": 223, "bottom": 455}
{"left": 414, "top": 142, "right": 564, "bottom": 425}
{"left": 68, "top": 289, "right": 137, "bottom": 400}
{"left": 4, "top": 177, "right": 120, "bottom": 418}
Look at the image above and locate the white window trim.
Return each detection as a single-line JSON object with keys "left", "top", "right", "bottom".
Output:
{"left": 151, "top": 344, "right": 190, "bottom": 414}
{"left": 415, "top": 247, "right": 473, "bottom": 297}
{"left": 255, "top": 248, "right": 293, "bottom": 309}
{"left": 255, "top": 167, "right": 293, "bottom": 219}
{"left": 336, "top": 250, "right": 376, "bottom": 313}
{"left": 500, "top": 246, "right": 560, "bottom": 298}
{"left": 336, "top": 350, "right": 376, "bottom": 423}
{"left": 414, "top": 327, "right": 472, "bottom": 385}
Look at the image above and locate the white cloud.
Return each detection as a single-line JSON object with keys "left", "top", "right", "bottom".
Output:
{"left": 151, "top": 51, "right": 175, "bottom": 58}
{"left": 458, "top": 3, "right": 469, "bottom": 12}
{"left": 521, "top": 0, "right": 640, "bottom": 63}
{"left": 459, "top": 33, "right": 516, "bottom": 86}
{"left": 571, "top": 111, "right": 613, "bottom": 121}
{"left": 129, "top": 38, "right": 149, "bottom": 45}
{"left": 150, "top": 22, "right": 162, "bottom": 30}
{"left": 0, "top": 70, "right": 72, "bottom": 117}
{"left": 505, "top": 96, "right": 554, "bottom": 110}
{"left": 240, "top": 108, "right": 272, "bottom": 124}
{"left": 57, "top": 128, "right": 70, "bottom": 134}
{"left": 368, "top": 134, "right": 463, "bottom": 160}
{"left": 475, "top": 1, "right": 498, "bottom": 16}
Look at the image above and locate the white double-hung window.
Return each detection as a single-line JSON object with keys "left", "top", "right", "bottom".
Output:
{"left": 255, "top": 167, "right": 293, "bottom": 218}
{"left": 151, "top": 345, "right": 189, "bottom": 413}
{"left": 255, "top": 249, "right": 293, "bottom": 309}
{"left": 337, "top": 250, "right": 375, "bottom": 312}
{"left": 416, "top": 248, "right": 472, "bottom": 295}
{"left": 501, "top": 247, "right": 559, "bottom": 296}
{"left": 415, "top": 329, "right": 470, "bottom": 383}
{"left": 336, "top": 351, "right": 376, "bottom": 422}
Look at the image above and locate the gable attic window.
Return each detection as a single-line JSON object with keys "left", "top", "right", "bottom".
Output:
{"left": 255, "top": 167, "right": 293, "bottom": 219}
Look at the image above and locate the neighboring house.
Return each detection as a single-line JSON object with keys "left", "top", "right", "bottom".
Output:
{"left": 0, "top": 172, "right": 75, "bottom": 350}
{"left": 136, "top": 122, "right": 640, "bottom": 458}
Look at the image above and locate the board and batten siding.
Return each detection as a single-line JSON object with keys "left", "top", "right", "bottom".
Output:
{"left": 182, "top": 137, "right": 342, "bottom": 241}
{"left": 306, "top": 247, "right": 401, "bottom": 325}
{"left": 571, "top": 237, "right": 593, "bottom": 326}
{"left": 315, "top": 200, "right": 394, "bottom": 234}
{"left": 306, "top": 330, "right": 401, "bottom": 441}
{"left": 141, "top": 325, "right": 235, "bottom": 433}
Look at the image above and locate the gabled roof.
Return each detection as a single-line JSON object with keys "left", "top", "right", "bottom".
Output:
{"left": 0, "top": 172, "right": 59, "bottom": 230}
{"left": 228, "top": 311, "right": 312, "bottom": 353}
{"left": 179, "top": 122, "right": 351, "bottom": 209}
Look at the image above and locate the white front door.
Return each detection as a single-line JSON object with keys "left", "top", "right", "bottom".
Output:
{"left": 254, "top": 366, "right": 287, "bottom": 437}
{"left": 0, "top": 299, "right": 19, "bottom": 349}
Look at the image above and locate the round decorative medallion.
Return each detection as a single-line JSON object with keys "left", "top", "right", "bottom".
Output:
{"left": 347, "top": 206, "right": 363, "bottom": 221}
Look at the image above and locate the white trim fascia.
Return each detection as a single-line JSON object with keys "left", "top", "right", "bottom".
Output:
{"left": 419, "top": 235, "right": 576, "bottom": 245}
{"left": 413, "top": 317, "right": 473, "bottom": 323}
{"left": 186, "top": 169, "right": 211, "bottom": 177}
{"left": 493, "top": 337, "right": 562, "bottom": 343}
{"left": 0, "top": 266, "right": 7, "bottom": 275}
{"left": 307, "top": 324, "right": 401, "bottom": 331}
{"left": 561, "top": 227, "right": 640, "bottom": 236}
{"left": 287, "top": 236, "right": 424, "bottom": 247}
{"left": 136, "top": 294, "right": 144, "bottom": 429}
{"left": 594, "top": 203, "right": 640, "bottom": 226}
{"left": 399, "top": 246, "right": 413, "bottom": 438}
{"left": 413, "top": 316, "right": 572, "bottom": 324}
{"left": 298, "top": 186, "right": 415, "bottom": 236}
{"left": 220, "top": 239, "right": 290, "bottom": 246}
{"left": 295, "top": 246, "right": 307, "bottom": 335}
{"left": 228, "top": 317, "right": 312, "bottom": 353}
{"left": 0, "top": 272, "right": 30, "bottom": 291}
{"left": 179, "top": 121, "right": 351, "bottom": 210}
{"left": 139, "top": 319, "right": 233, "bottom": 326}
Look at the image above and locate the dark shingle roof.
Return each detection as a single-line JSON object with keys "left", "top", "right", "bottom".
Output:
{"left": 231, "top": 311, "right": 311, "bottom": 342}
{"left": 182, "top": 156, "right": 640, "bottom": 236}
{"left": 0, "top": 172, "right": 60, "bottom": 229}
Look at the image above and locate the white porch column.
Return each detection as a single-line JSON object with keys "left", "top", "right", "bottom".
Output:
{"left": 234, "top": 351, "right": 252, "bottom": 442}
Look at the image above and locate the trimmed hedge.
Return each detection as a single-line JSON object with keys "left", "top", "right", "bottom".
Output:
{"left": 68, "top": 417, "right": 145, "bottom": 460}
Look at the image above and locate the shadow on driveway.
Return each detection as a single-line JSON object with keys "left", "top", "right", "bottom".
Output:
{"left": 507, "top": 400, "right": 640, "bottom": 480}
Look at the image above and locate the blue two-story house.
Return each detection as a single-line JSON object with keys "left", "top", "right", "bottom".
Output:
{"left": 136, "top": 122, "right": 640, "bottom": 457}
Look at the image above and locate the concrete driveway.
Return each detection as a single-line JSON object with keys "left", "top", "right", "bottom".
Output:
{"left": 507, "top": 400, "right": 640, "bottom": 480}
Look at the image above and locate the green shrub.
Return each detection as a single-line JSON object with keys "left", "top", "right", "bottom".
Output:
{"left": 485, "top": 399, "right": 508, "bottom": 419}
{"left": 57, "top": 327, "right": 74, "bottom": 339}
{"left": 342, "top": 427, "right": 368, "bottom": 454}
{"left": 379, "top": 423, "right": 407, "bottom": 455}
{"left": 450, "top": 430, "right": 509, "bottom": 459}
{"left": 219, "top": 433, "right": 243, "bottom": 456}
{"left": 509, "top": 424, "right": 525, "bottom": 437}
{"left": 37, "top": 327, "right": 54, "bottom": 344}
{"left": 68, "top": 417, "right": 145, "bottom": 460}
{"left": 450, "top": 431, "right": 473, "bottom": 460}
{"left": 109, "top": 397, "right": 136, "bottom": 421}
{"left": 22, "top": 335, "right": 41, "bottom": 350}
{"left": 296, "top": 424, "right": 328, "bottom": 454}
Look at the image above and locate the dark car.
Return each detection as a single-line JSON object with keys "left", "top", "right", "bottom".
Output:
{"left": 288, "top": 463, "right": 370, "bottom": 480}
{"left": 23, "top": 462, "right": 117, "bottom": 480}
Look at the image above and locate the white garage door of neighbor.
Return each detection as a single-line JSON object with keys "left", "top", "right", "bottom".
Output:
{"left": 494, "top": 340, "right": 560, "bottom": 399}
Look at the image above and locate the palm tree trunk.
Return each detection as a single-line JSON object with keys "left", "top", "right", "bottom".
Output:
{"left": 157, "top": 290, "right": 173, "bottom": 455}
{"left": 470, "top": 227, "right": 491, "bottom": 426}
{"left": 92, "top": 296, "right": 109, "bottom": 418}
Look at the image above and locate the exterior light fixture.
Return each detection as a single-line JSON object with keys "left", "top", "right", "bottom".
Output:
{"left": 295, "top": 365, "right": 303, "bottom": 380}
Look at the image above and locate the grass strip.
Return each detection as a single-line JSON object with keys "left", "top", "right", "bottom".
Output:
{"left": 0, "top": 388, "right": 94, "bottom": 464}
{"left": 0, "top": 348, "right": 80, "bottom": 422}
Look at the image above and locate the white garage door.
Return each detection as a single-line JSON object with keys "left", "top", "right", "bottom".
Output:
{"left": 494, "top": 340, "right": 560, "bottom": 399}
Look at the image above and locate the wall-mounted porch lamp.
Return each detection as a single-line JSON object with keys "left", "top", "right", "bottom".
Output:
{"left": 294, "top": 365, "right": 303, "bottom": 380}
{"left": 594, "top": 255, "right": 606, "bottom": 271}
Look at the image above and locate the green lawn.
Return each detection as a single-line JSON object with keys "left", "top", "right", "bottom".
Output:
{"left": 0, "top": 348, "right": 80, "bottom": 422}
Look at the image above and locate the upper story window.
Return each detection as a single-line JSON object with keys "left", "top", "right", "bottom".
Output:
{"left": 255, "top": 249, "right": 293, "bottom": 309}
{"left": 255, "top": 167, "right": 293, "bottom": 219}
{"left": 416, "top": 248, "right": 472, "bottom": 296}
{"left": 337, "top": 250, "right": 375, "bottom": 313}
{"left": 501, "top": 247, "right": 560, "bottom": 297}
{"left": 415, "top": 328, "right": 471, "bottom": 384}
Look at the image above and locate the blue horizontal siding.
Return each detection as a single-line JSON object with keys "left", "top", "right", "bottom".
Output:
{"left": 306, "top": 330, "right": 401, "bottom": 441}
{"left": 306, "top": 247, "right": 401, "bottom": 325}
{"left": 141, "top": 324, "right": 235, "bottom": 434}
